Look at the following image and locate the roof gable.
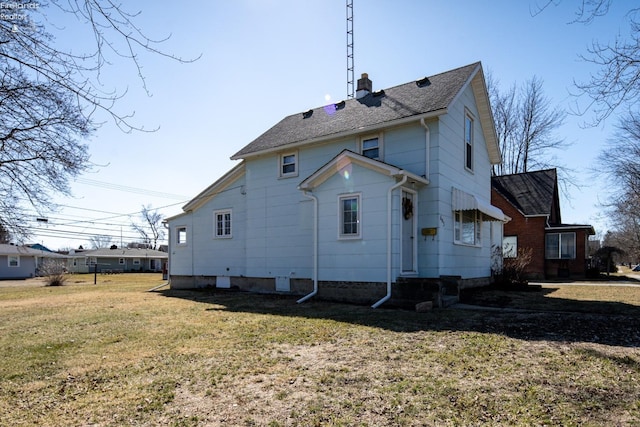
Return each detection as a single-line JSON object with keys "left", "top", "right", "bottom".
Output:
{"left": 298, "top": 150, "right": 428, "bottom": 191}
{"left": 232, "top": 62, "right": 500, "bottom": 163}
{"left": 491, "top": 169, "right": 559, "bottom": 219}
{"left": 181, "top": 162, "right": 245, "bottom": 212}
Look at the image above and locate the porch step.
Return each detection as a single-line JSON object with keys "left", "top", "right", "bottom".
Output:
{"left": 440, "top": 295, "right": 459, "bottom": 308}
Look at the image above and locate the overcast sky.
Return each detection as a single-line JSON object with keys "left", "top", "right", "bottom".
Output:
{"left": 25, "top": 0, "right": 629, "bottom": 250}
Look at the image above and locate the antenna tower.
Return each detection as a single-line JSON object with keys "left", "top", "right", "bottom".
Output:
{"left": 346, "top": 0, "right": 354, "bottom": 98}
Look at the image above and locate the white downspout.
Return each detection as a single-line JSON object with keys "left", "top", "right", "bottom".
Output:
{"left": 297, "top": 190, "right": 318, "bottom": 303}
{"left": 372, "top": 174, "right": 408, "bottom": 308}
{"left": 420, "top": 118, "right": 430, "bottom": 179}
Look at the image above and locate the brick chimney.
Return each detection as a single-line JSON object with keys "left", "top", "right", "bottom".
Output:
{"left": 356, "top": 73, "right": 372, "bottom": 99}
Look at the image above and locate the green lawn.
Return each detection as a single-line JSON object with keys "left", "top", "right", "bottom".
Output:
{"left": 0, "top": 274, "right": 638, "bottom": 426}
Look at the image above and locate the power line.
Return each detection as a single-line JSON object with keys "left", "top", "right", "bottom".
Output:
{"left": 74, "top": 177, "right": 190, "bottom": 200}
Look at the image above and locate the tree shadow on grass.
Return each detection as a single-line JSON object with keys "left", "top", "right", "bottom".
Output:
{"left": 157, "top": 286, "right": 640, "bottom": 348}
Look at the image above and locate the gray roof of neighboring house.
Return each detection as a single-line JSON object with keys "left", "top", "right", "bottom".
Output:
{"left": 0, "top": 244, "right": 66, "bottom": 257}
{"left": 232, "top": 62, "right": 483, "bottom": 159}
{"left": 491, "top": 169, "right": 557, "bottom": 217}
{"left": 80, "top": 248, "right": 168, "bottom": 259}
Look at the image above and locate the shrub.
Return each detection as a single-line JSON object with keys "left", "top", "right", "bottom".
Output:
{"left": 39, "top": 260, "right": 68, "bottom": 286}
{"left": 493, "top": 247, "right": 533, "bottom": 288}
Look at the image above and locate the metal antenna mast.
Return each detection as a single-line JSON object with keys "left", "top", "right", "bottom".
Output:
{"left": 346, "top": 0, "right": 354, "bottom": 99}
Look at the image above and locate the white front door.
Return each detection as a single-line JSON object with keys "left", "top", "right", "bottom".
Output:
{"left": 401, "top": 190, "right": 417, "bottom": 273}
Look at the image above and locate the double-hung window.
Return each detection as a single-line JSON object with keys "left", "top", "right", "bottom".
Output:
{"left": 214, "top": 210, "right": 232, "bottom": 238}
{"left": 339, "top": 194, "right": 361, "bottom": 239}
{"left": 502, "top": 236, "right": 518, "bottom": 258}
{"left": 280, "top": 152, "right": 297, "bottom": 177}
{"left": 464, "top": 111, "right": 474, "bottom": 171}
{"left": 454, "top": 210, "right": 481, "bottom": 245}
{"left": 176, "top": 226, "right": 187, "bottom": 245}
{"left": 8, "top": 255, "right": 19, "bottom": 267}
{"left": 361, "top": 136, "right": 380, "bottom": 160}
{"left": 545, "top": 232, "right": 576, "bottom": 259}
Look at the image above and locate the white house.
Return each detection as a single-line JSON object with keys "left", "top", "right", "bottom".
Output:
{"left": 166, "top": 62, "right": 507, "bottom": 306}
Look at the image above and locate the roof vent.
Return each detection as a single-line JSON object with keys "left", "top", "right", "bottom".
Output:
{"left": 334, "top": 100, "right": 346, "bottom": 110}
{"left": 372, "top": 89, "right": 385, "bottom": 97}
{"left": 356, "top": 73, "right": 372, "bottom": 99}
{"left": 302, "top": 109, "right": 313, "bottom": 119}
{"left": 416, "top": 77, "right": 431, "bottom": 87}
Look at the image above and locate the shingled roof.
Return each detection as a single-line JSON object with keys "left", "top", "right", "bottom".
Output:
{"left": 491, "top": 169, "right": 559, "bottom": 218}
{"left": 232, "top": 62, "right": 498, "bottom": 160}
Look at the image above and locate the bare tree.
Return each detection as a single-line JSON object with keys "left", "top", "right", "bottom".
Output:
{"left": 489, "top": 75, "right": 569, "bottom": 177}
{"left": 131, "top": 205, "right": 164, "bottom": 250}
{"left": 0, "top": 1, "right": 195, "bottom": 241}
{"left": 534, "top": 1, "right": 640, "bottom": 125}
{"left": 89, "top": 234, "right": 113, "bottom": 249}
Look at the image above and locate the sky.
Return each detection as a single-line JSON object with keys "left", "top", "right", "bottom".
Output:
{"left": 20, "top": 0, "right": 630, "bottom": 250}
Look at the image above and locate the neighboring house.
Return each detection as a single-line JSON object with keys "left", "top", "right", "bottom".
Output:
{"left": 0, "top": 244, "right": 66, "bottom": 279}
{"left": 66, "top": 247, "right": 168, "bottom": 273}
{"left": 166, "top": 62, "right": 508, "bottom": 306}
{"left": 491, "top": 169, "right": 595, "bottom": 279}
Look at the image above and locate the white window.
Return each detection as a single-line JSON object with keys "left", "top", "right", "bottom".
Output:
{"left": 8, "top": 255, "right": 19, "bottom": 267}
{"left": 545, "top": 232, "right": 576, "bottom": 259}
{"left": 361, "top": 136, "right": 380, "bottom": 160}
{"left": 279, "top": 152, "right": 298, "bottom": 177}
{"left": 176, "top": 226, "right": 187, "bottom": 245}
{"left": 85, "top": 257, "right": 97, "bottom": 266}
{"left": 454, "top": 210, "right": 481, "bottom": 245}
{"left": 133, "top": 258, "right": 141, "bottom": 265}
{"left": 503, "top": 236, "right": 518, "bottom": 258}
{"left": 464, "top": 111, "right": 474, "bottom": 171}
{"left": 118, "top": 258, "right": 125, "bottom": 265}
{"left": 339, "top": 194, "right": 361, "bottom": 239}
{"left": 214, "top": 210, "right": 232, "bottom": 238}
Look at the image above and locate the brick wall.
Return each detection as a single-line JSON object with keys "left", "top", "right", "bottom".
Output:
{"left": 491, "top": 188, "right": 547, "bottom": 279}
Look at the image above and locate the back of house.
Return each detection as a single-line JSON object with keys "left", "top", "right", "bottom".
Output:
{"left": 166, "top": 62, "right": 508, "bottom": 305}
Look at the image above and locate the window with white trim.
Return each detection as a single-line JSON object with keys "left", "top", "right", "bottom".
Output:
{"left": 8, "top": 255, "right": 19, "bottom": 267}
{"left": 361, "top": 136, "right": 381, "bottom": 160}
{"left": 464, "top": 111, "right": 474, "bottom": 171}
{"left": 503, "top": 236, "right": 518, "bottom": 258}
{"left": 454, "top": 210, "right": 481, "bottom": 245}
{"left": 214, "top": 209, "right": 232, "bottom": 238}
{"left": 119, "top": 258, "right": 125, "bottom": 265}
{"left": 545, "top": 232, "right": 576, "bottom": 259}
{"left": 133, "top": 258, "right": 141, "bottom": 265}
{"left": 339, "top": 194, "right": 361, "bottom": 239}
{"left": 176, "top": 226, "right": 187, "bottom": 245}
{"left": 279, "top": 152, "right": 298, "bottom": 177}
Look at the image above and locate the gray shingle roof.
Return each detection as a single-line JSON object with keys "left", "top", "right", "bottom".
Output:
{"left": 491, "top": 169, "right": 557, "bottom": 216}
{"left": 232, "top": 62, "right": 481, "bottom": 159}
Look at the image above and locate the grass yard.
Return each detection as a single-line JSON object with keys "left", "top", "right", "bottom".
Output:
{"left": 0, "top": 274, "right": 639, "bottom": 426}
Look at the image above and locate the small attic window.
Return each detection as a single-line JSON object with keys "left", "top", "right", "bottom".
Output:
{"left": 416, "top": 77, "right": 431, "bottom": 87}
{"left": 302, "top": 109, "right": 313, "bottom": 119}
{"left": 372, "top": 89, "right": 385, "bottom": 97}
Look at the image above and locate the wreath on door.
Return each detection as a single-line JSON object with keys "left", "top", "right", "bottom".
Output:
{"left": 402, "top": 196, "right": 413, "bottom": 220}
